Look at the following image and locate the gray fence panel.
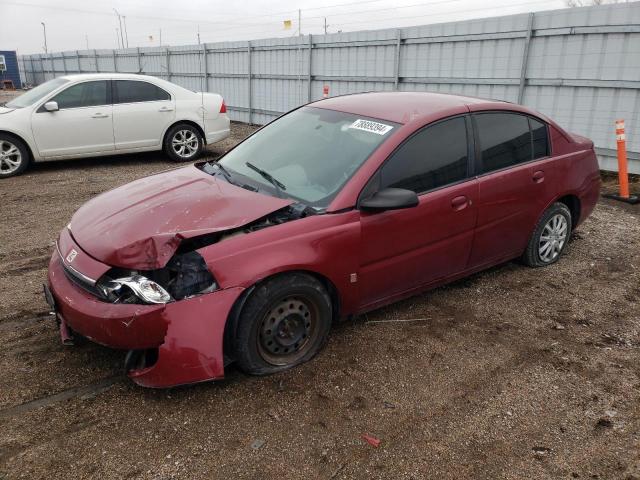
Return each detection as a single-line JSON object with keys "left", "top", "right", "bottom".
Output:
{"left": 17, "top": 2, "right": 640, "bottom": 173}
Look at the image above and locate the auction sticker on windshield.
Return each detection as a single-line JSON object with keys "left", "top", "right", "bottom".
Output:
{"left": 348, "top": 119, "right": 394, "bottom": 135}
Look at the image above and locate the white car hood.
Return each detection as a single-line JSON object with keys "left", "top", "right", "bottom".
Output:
{"left": 0, "top": 107, "right": 15, "bottom": 114}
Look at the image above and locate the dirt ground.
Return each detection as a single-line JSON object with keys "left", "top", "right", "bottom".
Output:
{"left": 1, "top": 124, "right": 639, "bottom": 480}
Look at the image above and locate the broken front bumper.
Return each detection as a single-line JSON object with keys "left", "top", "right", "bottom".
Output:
{"left": 47, "top": 251, "right": 244, "bottom": 388}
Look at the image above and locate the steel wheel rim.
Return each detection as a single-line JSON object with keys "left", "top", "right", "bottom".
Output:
{"left": 0, "top": 140, "right": 22, "bottom": 174}
{"left": 171, "top": 130, "right": 199, "bottom": 158}
{"left": 538, "top": 213, "right": 568, "bottom": 262}
{"left": 257, "top": 295, "right": 319, "bottom": 366}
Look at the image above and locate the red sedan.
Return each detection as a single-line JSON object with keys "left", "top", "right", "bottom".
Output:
{"left": 45, "top": 92, "right": 600, "bottom": 387}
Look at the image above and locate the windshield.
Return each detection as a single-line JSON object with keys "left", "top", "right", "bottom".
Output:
{"left": 218, "top": 107, "right": 398, "bottom": 208}
{"left": 6, "top": 78, "right": 69, "bottom": 108}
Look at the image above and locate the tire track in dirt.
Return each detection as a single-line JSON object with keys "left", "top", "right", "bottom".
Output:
{"left": 0, "top": 376, "right": 123, "bottom": 421}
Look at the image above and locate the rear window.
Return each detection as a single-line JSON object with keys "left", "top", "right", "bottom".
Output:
{"left": 113, "top": 80, "right": 170, "bottom": 103}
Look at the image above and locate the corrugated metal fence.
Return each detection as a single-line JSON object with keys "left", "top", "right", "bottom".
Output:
{"left": 18, "top": 2, "right": 640, "bottom": 173}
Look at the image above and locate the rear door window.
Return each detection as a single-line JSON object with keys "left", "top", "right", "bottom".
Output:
{"left": 113, "top": 80, "right": 170, "bottom": 104}
{"left": 475, "top": 112, "right": 531, "bottom": 173}
{"left": 380, "top": 116, "right": 470, "bottom": 194}
{"left": 530, "top": 117, "right": 550, "bottom": 159}
{"left": 51, "top": 81, "right": 109, "bottom": 109}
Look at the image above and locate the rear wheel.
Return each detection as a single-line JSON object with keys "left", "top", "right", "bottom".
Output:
{"left": 522, "top": 202, "right": 572, "bottom": 267}
{"left": 0, "top": 134, "right": 30, "bottom": 178}
{"left": 233, "top": 273, "right": 332, "bottom": 375}
{"left": 163, "top": 123, "right": 203, "bottom": 162}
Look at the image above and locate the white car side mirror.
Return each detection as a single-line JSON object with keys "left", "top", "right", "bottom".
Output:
{"left": 44, "top": 101, "right": 59, "bottom": 112}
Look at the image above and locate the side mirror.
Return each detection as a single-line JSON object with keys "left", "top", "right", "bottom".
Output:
{"left": 44, "top": 101, "right": 59, "bottom": 112}
{"left": 359, "top": 187, "right": 419, "bottom": 212}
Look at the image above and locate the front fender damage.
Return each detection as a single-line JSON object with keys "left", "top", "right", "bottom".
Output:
{"left": 127, "top": 287, "right": 245, "bottom": 388}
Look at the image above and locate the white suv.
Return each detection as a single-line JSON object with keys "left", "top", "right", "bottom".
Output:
{"left": 0, "top": 73, "right": 230, "bottom": 178}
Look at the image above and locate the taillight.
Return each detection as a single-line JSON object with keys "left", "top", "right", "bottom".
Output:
{"left": 219, "top": 100, "right": 226, "bottom": 114}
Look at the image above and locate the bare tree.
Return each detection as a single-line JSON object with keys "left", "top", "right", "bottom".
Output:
{"left": 565, "top": 0, "right": 624, "bottom": 6}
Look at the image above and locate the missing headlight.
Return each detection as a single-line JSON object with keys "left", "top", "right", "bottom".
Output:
{"left": 158, "top": 251, "right": 217, "bottom": 300}
{"left": 97, "top": 251, "right": 217, "bottom": 304}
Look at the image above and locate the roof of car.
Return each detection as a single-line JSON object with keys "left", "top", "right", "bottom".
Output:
{"left": 59, "top": 73, "right": 160, "bottom": 82}
{"left": 311, "top": 91, "right": 507, "bottom": 124}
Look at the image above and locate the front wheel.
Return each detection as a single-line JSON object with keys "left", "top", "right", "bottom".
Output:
{"left": 522, "top": 202, "right": 572, "bottom": 267}
{"left": 0, "top": 134, "right": 30, "bottom": 178}
{"left": 163, "top": 124, "right": 204, "bottom": 162}
{"left": 232, "top": 273, "right": 333, "bottom": 375}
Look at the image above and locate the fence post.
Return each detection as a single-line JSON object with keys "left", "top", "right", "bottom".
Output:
{"left": 61, "top": 52, "right": 67, "bottom": 75}
{"left": 94, "top": 49, "right": 99, "bottom": 72}
{"left": 137, "top": 47, "right": 142, "bottom": 73}
{"left": 112, "top": 49, "right": 117, "bottom": 72}
{"left": 29, "top": 56, "right": 35, "bottom": 85}
{"left": 247, "top": 41, "right": 252, "bottom": 124}
{"left": 166, "top": 48, "right": 171, "bottom": 81}
{"left": 76, "top": 50, "right": 81, "bottom": 73}
{"left": 307, "top": 34, "right": 313, "bottom": 102}
{"left": 517, "top": 12, "right": 534, "bottom": 104}
{"left": 394, "top": 29, "right": 401, "bottom": 90}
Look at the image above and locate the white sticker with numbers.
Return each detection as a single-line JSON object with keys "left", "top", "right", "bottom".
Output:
{"left": 348, "top": 119, "right": 393, "bottom": 135}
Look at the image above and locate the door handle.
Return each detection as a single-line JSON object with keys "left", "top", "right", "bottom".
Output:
{"left": 451, "top": 195, "right": 470, "bottom": 211}
{"left": 532, "top": 170, "right": 545, "bottom": 183}
{"left": 159, "top": 107, "right": 174, "bottom": 112}
{"left": 91, "top": 113, "right": 109, "bottom": 118}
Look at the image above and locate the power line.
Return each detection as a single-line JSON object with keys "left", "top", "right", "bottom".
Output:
{"left": 3, "top": 0, "right": 385, "bottom": 28}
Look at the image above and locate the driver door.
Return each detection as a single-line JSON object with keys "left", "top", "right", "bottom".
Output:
{"left": 358, "top": 115, "right": 478, "bottom": 308}
{"left": 31, "top": 80, "right": 115, "bottom": 158}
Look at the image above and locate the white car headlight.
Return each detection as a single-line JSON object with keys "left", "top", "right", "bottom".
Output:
{"left": 98, "top": 275, "right": 172, "bottom": 304}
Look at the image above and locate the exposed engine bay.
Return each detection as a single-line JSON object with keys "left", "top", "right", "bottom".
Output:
{"left": 94, "top": 204, "right": 316, "bottom": 305}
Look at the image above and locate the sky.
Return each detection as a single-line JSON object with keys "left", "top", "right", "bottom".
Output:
{"left": 0, "top": 0, "right": 570, "bottom": 54}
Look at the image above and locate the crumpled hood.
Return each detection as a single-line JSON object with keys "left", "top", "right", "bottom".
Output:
{"left": 70, "top": 165, "right": 293, "bottom": 269}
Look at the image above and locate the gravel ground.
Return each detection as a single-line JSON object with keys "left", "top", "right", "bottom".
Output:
{"left": 0, "top": 124, "right": 639, "bottom": 479}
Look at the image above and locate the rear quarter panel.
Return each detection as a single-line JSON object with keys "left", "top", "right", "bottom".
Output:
{"left": 539, "top": 125, "right": 600, "bottom": 228}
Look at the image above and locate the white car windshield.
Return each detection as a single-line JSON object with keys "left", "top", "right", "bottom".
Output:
{"left": 6, "top": 78, "right": 69, "bottom": 108}
{"left": 218, "top": 107, "right": 398, "bottom": 208}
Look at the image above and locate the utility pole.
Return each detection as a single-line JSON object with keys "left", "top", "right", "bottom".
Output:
{"left": 116, "top": 28, "right": 121, "bottom": 48}
{"left": 113, "top": 9, "right": 124, "bottom": 49}
{"left": 197, "top": 25, "right": 201, "bottom": 44}
{"left": 41, "top": 22, "right": 48, "bottom": 53}
{"left": 324, "top": 17, "right": 328, "bottom": 34}
{"left": 85, "top": 34, "right": 89, "bottom": 49}
{"left": 159, "top": 28, "right": 162, "bottom": 46}
{"left": 123, "top": 16, "right": 129, "bottom": 48}
{"left": 298, "top": 9, "right": 302, "bottom": 36}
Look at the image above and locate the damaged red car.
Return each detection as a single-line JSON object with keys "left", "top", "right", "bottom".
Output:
{"left": 45, "top": 92, "right": 600, "bottom": 387}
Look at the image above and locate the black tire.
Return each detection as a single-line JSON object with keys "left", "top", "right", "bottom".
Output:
{"left": 522, "top": 202, "right": 572, "bottom": 267}
{"left": 163, "top": 123, "right": 204, "bottom": 162}
{"left": 233, "top": 273, "right": 332, "bottom": 375}
{"left": 0, "top": 133, "right": 30, "bottom": 178}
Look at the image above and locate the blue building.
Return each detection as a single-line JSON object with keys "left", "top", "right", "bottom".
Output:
{"left": 0, "top": 50, "right": 22, "bottom": 89}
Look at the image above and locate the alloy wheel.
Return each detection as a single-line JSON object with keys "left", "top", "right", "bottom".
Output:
{"left": 0, "top": 140, "right": 22, "bottom": 175}
{"left": 171, "top": 130, "right": 199, "bottom": 159}
{"left": 538, "top": 213, "right": 568, "bottom": 262}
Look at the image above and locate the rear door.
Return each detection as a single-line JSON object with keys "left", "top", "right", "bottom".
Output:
{"left": 468, "top": 112, "right": 551, "bottom": 268}
{"left": 112, "top": 80, "right": 175, "bottom": 150}
{"left": 31, "top": 80, "right": 114, "bottom": 157}
{"left": 358, "top": 115, "right": 479, "bottom": 307}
